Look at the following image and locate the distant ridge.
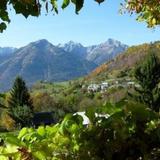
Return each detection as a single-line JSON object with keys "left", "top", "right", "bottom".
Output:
{"left": 0, "top": 39, "right": 96, "bottom": 91}
{"left": 58, "top": 38, "right": 128, "bottom": 65}
{"left": 0, "top": 39, "right": 128, "bottom": 91}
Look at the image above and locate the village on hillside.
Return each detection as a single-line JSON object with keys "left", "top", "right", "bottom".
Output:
{"left": 83, "top": 78, "right": 141, "bottom": 93}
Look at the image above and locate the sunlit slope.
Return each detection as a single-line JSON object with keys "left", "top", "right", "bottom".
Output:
{"left": 86, "top": 41, "right": 160, "bottom": 81}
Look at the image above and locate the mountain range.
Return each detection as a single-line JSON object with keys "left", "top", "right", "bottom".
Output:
{"left": 0, "top": 39, "right": 127, "bottom": 91}
{"left": 58, "top": 39, "right": 128, "bottom": 65}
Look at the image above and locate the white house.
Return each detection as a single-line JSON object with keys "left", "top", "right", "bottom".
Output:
{"left": 100, "top": 82, "right": 109, "bottom": 91}
{"left": 87, "top": 84, "right": 100, "bottom": 92}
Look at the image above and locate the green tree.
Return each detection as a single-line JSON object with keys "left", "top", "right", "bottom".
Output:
{"left": 131, "top": 51, "right": 160, "bottom": 112}
{"left": 8, "top": 76, "right": 33, "bottom": 108}
{"left": 7, "top": 76, "right": 33, "bottom": 127}
{"left": 0, "top": 0, "right": 160, "bottom": 32}
{"left": 8, "top": 105, "right": 33, "bottom": 128}
{"left": 0, "top": 93, "right": 7, "bottom": 108}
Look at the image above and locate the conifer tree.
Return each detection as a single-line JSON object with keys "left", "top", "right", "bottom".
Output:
{"left": 8, "top": 76, "right": 33, "bottom": 108}
{"left": 132, "top": 51, "right": 160, "bottom": 112}
{"left": 0, "top": 93, "right": 7, "bottom": 108}
{"left": 7, "top": 76, "right": 33, "bottom": 127}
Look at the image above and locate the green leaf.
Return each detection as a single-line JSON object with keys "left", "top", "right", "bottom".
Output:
{"left": 0, "top": 10, "right": 10, "bottom": 22}
{"left": 71, "top": 0, "right": 84, "bottom": 14}
{"left": 32, "top": 151, "right": 47, "bottom": 160}
{"left": 72, "top": 114, "right": 83, "bottom": 125}
{"left": 18, "top": 128, "right": 28, "bottom": 139}
{"left": 62, "top": 0, "right": 70, "bottom": 9}
{"left": 5, "top": 135, "right": 23, "bottom": 147}
{"left": 95, "top": 0, "right": 105, "bottom": 4}
{"left": 51, "top": 0, "right": 58, "bottom": 14}
{"left": 86, "top": 107, "right": 96, "bottom": 123}
{"left": 37, "top": 126, "right": 46, "bottom": 137}
{"left": 0, "top": 22, "right": 7, "bottom": 33}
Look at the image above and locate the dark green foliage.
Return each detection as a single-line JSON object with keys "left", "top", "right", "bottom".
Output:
{"left": 8, "top": 76, "right": 33, "bottom": 108}
{"left": 0, "top": 93, "right": 7, "bottom": 109}
{"left": 9, "top": 105, "right": 33, "bottom": 128}
{"left": 131, "top": 51, "right": 160, "bottom": 112}
{"left": 8, "top": 76, "right": 33, "bottom": 127}
{"left": 75, "top": 102, "right": 160, "bottom": 160}
{"left": 0, "top": 0, "right": 87, "bottom": 32}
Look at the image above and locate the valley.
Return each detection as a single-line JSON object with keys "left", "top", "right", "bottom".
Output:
{"left": 0, "top": 40, "right": 160, "bottom": 160}
{"left": 0, "top": 0, "right": 160, "bottom": 159}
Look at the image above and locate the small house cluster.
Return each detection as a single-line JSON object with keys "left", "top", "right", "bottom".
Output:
{"left": 87, "top": 82, "right": 109, "bottom": 92}
{"left": 85, "top": 78, "right": 140, "bottom": 93}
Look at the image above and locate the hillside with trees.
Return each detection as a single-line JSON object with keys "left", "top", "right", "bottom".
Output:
{"left": 0, "top": 48, "right": 160, "bottom": 159}
{"left": 86, "top": 41, "right": 160, "bottom": 82}
{"left": 0, "top": 0, "right": 160, "bottom": 159}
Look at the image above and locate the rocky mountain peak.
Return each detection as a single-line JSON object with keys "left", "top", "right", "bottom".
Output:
{"left": 28, "top": 39, "right": 54, "bottom": 50}
{"left": 102, "top": 38, "right": 125, "bottom": 47}
{"left": 58, "top": 41, "right": 84, "bottom": 52}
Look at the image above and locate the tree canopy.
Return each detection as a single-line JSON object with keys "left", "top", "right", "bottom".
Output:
{"left": 7, "top": 76, "right": 33, "bottom": 127}
{"left": 0, "top": 0, "right": 160, "bottom": 32}
{"left": 8, "top": 76, "right": 33, "bottom": 108}
{"left": 129, "top": 51, "right": 160, "bottom": 112}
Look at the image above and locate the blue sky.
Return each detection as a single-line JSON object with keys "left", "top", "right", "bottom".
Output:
{"left": 0, "top": 0, "right": 160, "bottom": 47}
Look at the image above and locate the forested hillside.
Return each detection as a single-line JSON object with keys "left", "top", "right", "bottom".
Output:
{"left": 0, "top": 0, "right": 160, "bottom": 159}
{"left": 0, "top": 41, "right": 160, "bottom": 160}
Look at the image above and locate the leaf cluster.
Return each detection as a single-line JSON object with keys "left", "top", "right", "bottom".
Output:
{"left": 0, "top": 102, "right": 160, "bottom": 160}
{"left": 129, "top": 51, "right": 160, "bottom": 112}
{"left": 124, "top": 0, "right": 160, "bottom": 27}
{"left": 0, "top": 0, "right": 104, "bottom": 32}
{"left": 1, "top": 0, "right": 160, "bottom": 32}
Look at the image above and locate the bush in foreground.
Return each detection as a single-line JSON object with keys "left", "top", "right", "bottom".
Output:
{"left": 0, "top": 102, "right": 160, "bottom": 160}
